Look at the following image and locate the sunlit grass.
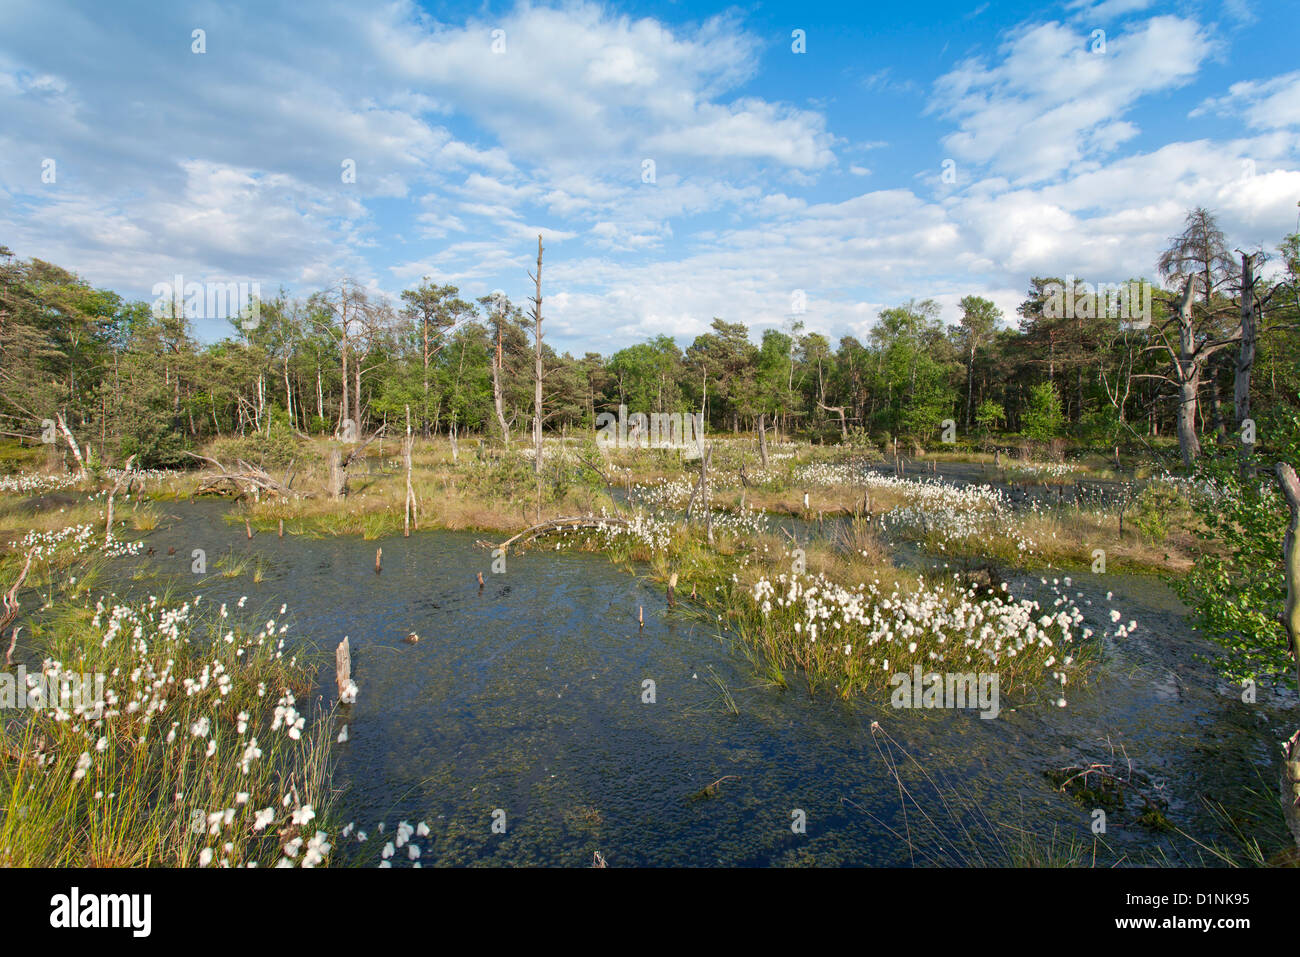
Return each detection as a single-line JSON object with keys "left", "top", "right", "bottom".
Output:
{"left": 0, "top": 593, "right": 342, "bottom": 867}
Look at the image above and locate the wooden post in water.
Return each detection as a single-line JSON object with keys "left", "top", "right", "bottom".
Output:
{"left": 278, "top": 518, "right": 284, "bottom": 538}
{"left": 375, "top": 547, "right": 382, "bottom": 573}
{"left": 404, "top": 404, "right": 415, "bottom": 537}
{"left": 667, "top": 572, "right": 677, "bottom": 608}
{"left": 335, "top": 637, "right": 351, "bottom": 699}
{"left": 245, "top": 518, "right": 253, "bottom": 539}
{"left": 638, "top": 606, "right": 644, "bottom": 629}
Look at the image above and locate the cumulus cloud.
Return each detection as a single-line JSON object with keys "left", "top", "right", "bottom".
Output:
{"left": 1192, "top": 71, "right": 1300, "bottom": 130}
{"left": 0, "top": 1, "right": 1295, "bottom": 354}
{"left": 930, "top": 16, "right": 1211, "bottom": 183}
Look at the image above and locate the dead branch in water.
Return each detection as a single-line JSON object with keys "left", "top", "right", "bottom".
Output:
{"left": 478, "top": 515, "right": 630, "bottom": 552}
{"left": 184, "top": 451, "right": 302, "bottom": 501}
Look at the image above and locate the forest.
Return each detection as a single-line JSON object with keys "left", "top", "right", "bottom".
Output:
{"left": 4, "top": 207, "right": 1296, "bottom": 474}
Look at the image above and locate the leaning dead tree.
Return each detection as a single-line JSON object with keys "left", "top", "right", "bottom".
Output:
{"left": 528, "top": 235, "right": 545, "bottom": 475}
{"left": 54, "top": 412, "right": 88, "bottom": 477}
{"left": 1277, "top": 461, "right": 1300, "bottom": 850}
{"left": 326, "top": 423, "right": 388, "bottom": 499}
{"left": 817, "top": 400, "right": 850, "bottom": 441}
{"left": 185, "top": 451, "right": 300, "bottom": 501}
{"left": 478, "top": 515, "right": 630, "bottom": 552}
{"left": 104, "top": 454, "right": 137, "bottom": 545}
{"left": 2, "top": 546, "right": 36, "bottom": 667}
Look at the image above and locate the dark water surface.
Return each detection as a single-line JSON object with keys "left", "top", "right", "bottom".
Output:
{"left": 94, "top": 500, "right": 1287, "bottom": 866}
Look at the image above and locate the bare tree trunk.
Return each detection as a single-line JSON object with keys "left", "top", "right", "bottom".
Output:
{"left": 818, "top": 401, "right": 849, "bottom": 441}
{"left": 339, "top": 340, "right": 350, "bottom": 434}
{"left": 353, "top": 361, "right": 363, "bottom": 436}
{"left": 966, "top": 342, "right": 976, "bottom": 429}
{"left": 283, "top": 359, "right": 293, "bottom": 429}
{"left": 1235, "top": 252, "right": 1258, "bottom": 477}
{"left": 492, "top": 321, "right": 510, "bottom": 447}
{"left": 404, "top": 405, "right": 416, "bottom": 536}
{"left": 104, "top": 455, "right": 137, "bottom": 546}
{"left": 1176, "top": 373, "right": 1201, "bottom": 469}
{"left": 423, "top": 318, "right": 431, "bottom": 437}
{"left": 704, "top": 444, "right": 714, "bottom": 545}
{"left": 757, "top": 413, "right": 769, "bottom": 467}
{"left": 1275, "top": 462, "right": 1300, "bottom": 850}
{"left": 2, "top": 546, "right": 36, "bottom": 667}
{"left": 1173, "top": 278, "right": 1202, "bottom": 469}
{"left": 54, "top": 411, "right": 87, "bottom": 477}
{"left": 530, "top": 235, "right": 544, "bottom": 476}
{"left": 327, "top": 449, "right": 345, "bottom": 500}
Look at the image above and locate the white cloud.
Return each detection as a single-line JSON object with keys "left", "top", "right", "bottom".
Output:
{"left": 1193, "top": 70, "right": 1300, "bottom": 130}
{"left": 369, "top": 2, "right": 833, "bottom": 171}
{"left": 930, "top": 16, "right": 1211, "bottom": 182}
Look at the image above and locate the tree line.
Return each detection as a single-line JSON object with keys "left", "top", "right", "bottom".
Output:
{"left": 1, "top": 207, "right": 1296, "bottom": 470}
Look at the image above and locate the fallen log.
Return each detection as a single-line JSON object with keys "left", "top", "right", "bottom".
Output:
{"left": 477, "top": 515, "right": 631, "bottom": 552}
{"left": 185, "top": 451, "right": 302, "bottom": 500}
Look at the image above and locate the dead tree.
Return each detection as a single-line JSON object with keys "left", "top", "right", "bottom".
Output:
{"left": 54, "top": 412, "right": 88, "bottom": 477}
{"left": 404, "top": 405, "right": 417, "bottom": 536}
{"left": 1276, "top": 461, "right": 1300, "bottom": 849}
{"left": 685, "top": 443, "right": 714, "bottom": 542}
{"left": 480, "top": 515, "right": 631, "bottom": 552}
{"left": 104, "top": 454, "right": 137, "bottom": 546}
{"left": 1235, "top": 251, "right": 1259, "bottom": 476}
{"left": 490, "top": 296, "right": 511, "bottom": 448}
{"left": 325, "top": 424, "right": 388, "bottom": 500}
{"left": 528, "top": 235, "right": 544, "bottom": 475}
{"left": 2, "top": 546, "right": 36, "bottom": 666}
{"left": 185, "top": 451, "right": 300, "bottom": 501}
{"left": 817, "top": 400, "right": 850, "bottom": 441}
{"left": 757, "top": 413, "right": 769, "bottom": 467}
{"left": 1138, "top": 277, "right": 1240, "bottom": 469}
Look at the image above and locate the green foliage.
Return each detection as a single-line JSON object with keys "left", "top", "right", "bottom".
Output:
{"left": 209, "top": 409, "right": 303, "bottom": 469}
{"left": 975, "top": 399, "right": 1005, "bottom": 434}
{"left": 118, "top": 407, "right": 190, "bottom": 469}
{"left": 1022, "top": 383, "right": 1064, "bottom": 441}
{"left": 1178, "top": 400, "right": 1300, "bottom": 687}
{"left": 1128, "top": 482, "right": 1187, "bottom": 544}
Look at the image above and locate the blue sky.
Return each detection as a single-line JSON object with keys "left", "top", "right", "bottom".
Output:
{"left": 1, "top": 0, "right": 1298, "bottom": 352}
